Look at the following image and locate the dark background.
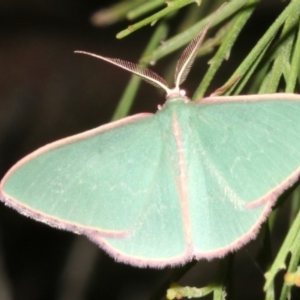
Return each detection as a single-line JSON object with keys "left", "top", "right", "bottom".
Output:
{"left": 0, "top": 1, "right": 295, "bottom": 299}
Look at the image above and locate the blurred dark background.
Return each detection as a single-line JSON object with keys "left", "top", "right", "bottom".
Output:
{"left": 0, "top": 1, "right": 295, "bottom": 299}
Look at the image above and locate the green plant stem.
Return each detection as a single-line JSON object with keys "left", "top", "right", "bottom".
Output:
{"left": 141, "top": 0, "right": 251, "bottom": 64}
{"left": 176, "top": 0, "right": 208, "bottom": 31}
{"left": 117, "top": 0, "right": 200, "bottom": 39}
{"left": 225, "top": 0, "right": 300, "bottom": 94}
{"left": 279, "top": 243, "right": 300, "bottom": 300}
{"left": 259, "top": 8, "right": 299, "bottom": 94}
{"left": 192, "top": 0, "right": 257, "bottom": 100}
{"left": 112, "top": 23, "right": 168, "bottom": 120}
{"left": 127, "top": 0, "right": 165, "bottom": 20}
{"left": 286, "top": 14, "right": 300, "bottom": 92}
{"left": 91, "top": 0, "right": 144, "bottom": 26}
{"left": 243, "top": 39, "right": 274, "bottom": 94}
{"left": 166, "top": 284, "right": 214, "bottom": 299}
{"left": 264, "top": 207, "right": 300, "bottom": 292}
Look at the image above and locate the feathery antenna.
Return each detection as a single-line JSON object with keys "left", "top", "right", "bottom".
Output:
{"left": 75, "top": 4, "right": 225, "bottom": 99}
{"left": 74, "top": 51, "right": 171, "bottom": 94}
{"left": 174, "top": 3, "right": 225, "bottom": 89}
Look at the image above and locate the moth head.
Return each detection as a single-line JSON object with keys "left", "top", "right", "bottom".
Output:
{"left": 75, "top": 4, "right": 223, "bottom": 101}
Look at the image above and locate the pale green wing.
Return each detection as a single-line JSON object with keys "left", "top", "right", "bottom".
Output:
{"left": 186, "top": 93, "right": 300, "bottom": 257}
{"left": 1, "top": 114, "right": 154, "bottom": 233}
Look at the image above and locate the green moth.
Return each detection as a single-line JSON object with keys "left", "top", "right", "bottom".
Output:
{"left": 1, "top": 16, "right": 300, "bottom": 268}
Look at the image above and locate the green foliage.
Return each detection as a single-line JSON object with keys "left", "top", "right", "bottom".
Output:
{"left": 93, "top": 0, "right": 300, "bottom": 299}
